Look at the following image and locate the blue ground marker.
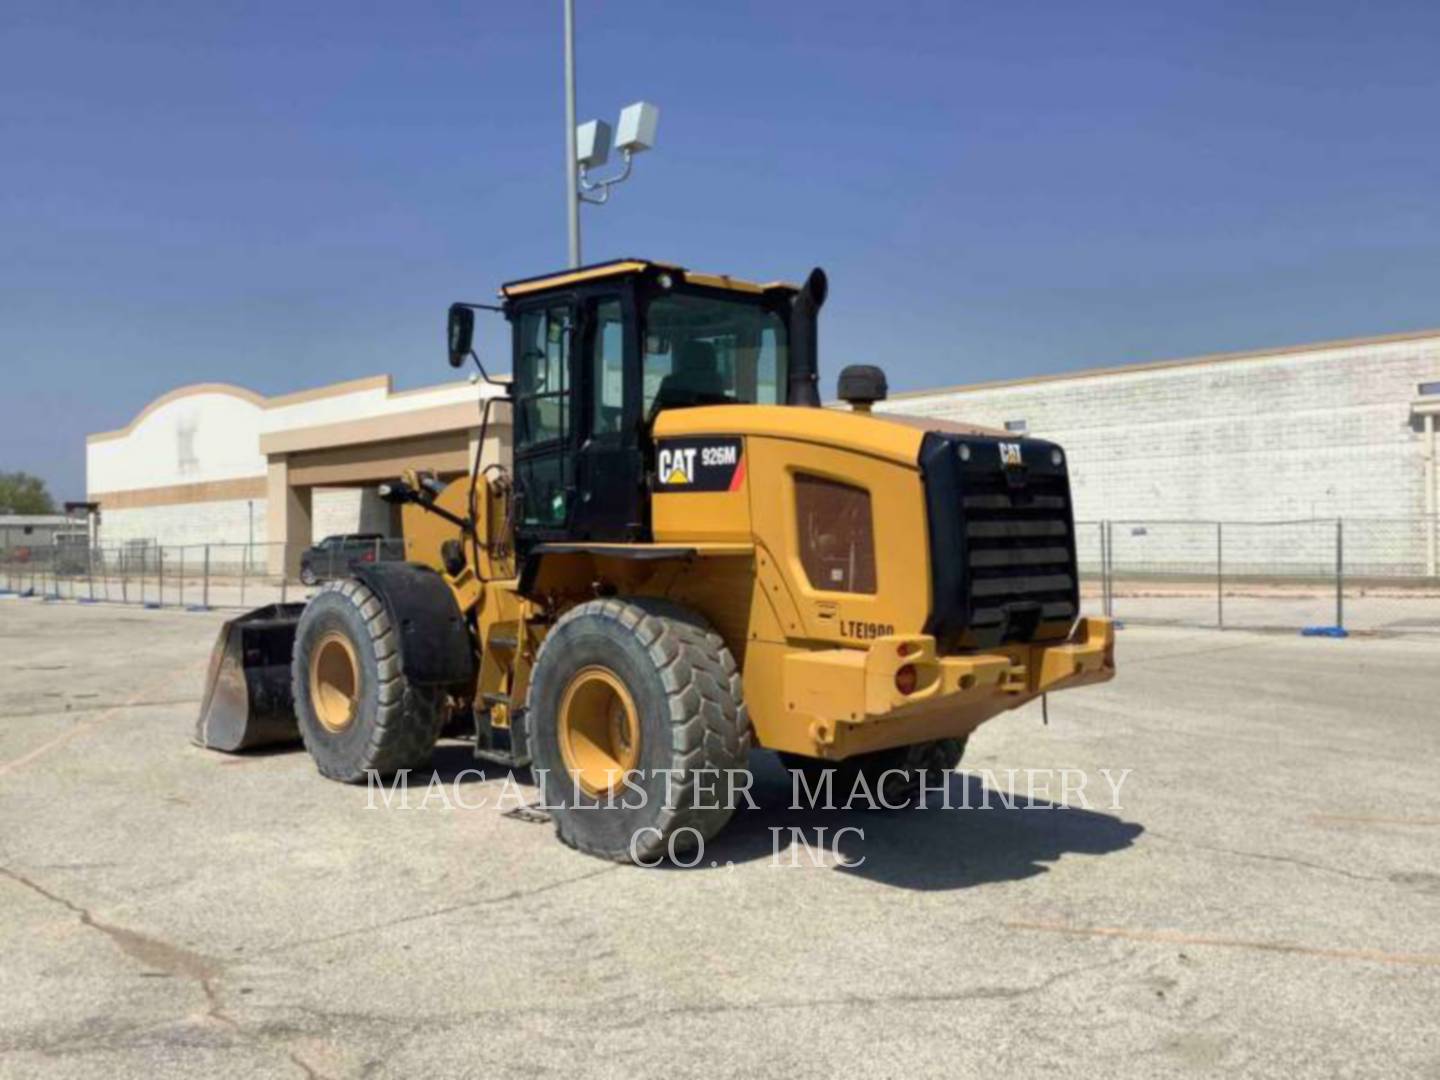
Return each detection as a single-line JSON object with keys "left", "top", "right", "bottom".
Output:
{"left": 1301, "top": 626, "right": 1349, "bottom": 638}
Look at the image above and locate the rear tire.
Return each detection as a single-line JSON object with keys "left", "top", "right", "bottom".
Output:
{"left": 526, "top": 598, "right": 751, "bottom": 863}
{"left": 292, "top": 579, "right": 443, "bottom": 782}
{"left": 781, "top": 738, "right": 966, "bottom": 809}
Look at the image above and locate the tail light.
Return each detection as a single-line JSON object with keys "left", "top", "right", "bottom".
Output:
{"left": 895, "top": 664, "right": 918, "bottom": 695}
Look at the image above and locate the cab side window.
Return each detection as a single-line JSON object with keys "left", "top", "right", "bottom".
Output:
{"left": 516, "top": 305, "right": 571, "bottom": 447}
{"left": 515, "top": 303, "right": 574, "bottom": 528}
{"left": 589, "top": 299, "right": 625, "bottom": 436}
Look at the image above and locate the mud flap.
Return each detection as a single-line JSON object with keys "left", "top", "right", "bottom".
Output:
{"left": 194, "top": 603, "right": 307, "bottom": 752}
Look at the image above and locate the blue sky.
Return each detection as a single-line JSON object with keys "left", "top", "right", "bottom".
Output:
{"left": 3, "top": 0, "right": 1438, "bottom": 500}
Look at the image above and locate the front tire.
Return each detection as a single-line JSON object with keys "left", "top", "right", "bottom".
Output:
{"left": 292, "top": 579, "right": 443, "bottom": 782}
{"left": 299, "top": 565, "right": 318, "bottom": 587}
{"left": 526, "top": 598, "right": 751, "bottom": 863}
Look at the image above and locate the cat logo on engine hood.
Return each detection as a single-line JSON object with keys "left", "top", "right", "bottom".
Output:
{"left": 654, "top": 437, "right": 746, "bottom": 493}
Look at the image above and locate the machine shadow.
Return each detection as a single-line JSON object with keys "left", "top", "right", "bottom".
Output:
{"left": 692, "top": 753, "right": 1144, "bottom": 891}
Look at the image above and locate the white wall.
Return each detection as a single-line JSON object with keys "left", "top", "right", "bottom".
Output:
{"left": 879, "top": 333, "right": 1440, "bottom": 574}
{"left": 87, "top": 377, "right": 492, "bottom": 549}
{"left": 99, "top": 499, "right": 267, "bottom": 549}
{"left": 882, "top": 334, "right": 1440, "bottom": 522}
{"left": 88, "top": 389, "right": 267, "bottom": 495}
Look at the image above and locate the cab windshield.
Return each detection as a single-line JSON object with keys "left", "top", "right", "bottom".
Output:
{"left": 642, "top": 291, "right": 788, "bottom": 418}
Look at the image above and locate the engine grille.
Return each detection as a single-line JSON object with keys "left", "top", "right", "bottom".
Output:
{"left": 960, "top": 476, "right": 1078, "bottom": 640}
{"left": 919, "top": 433, "right": 1080, "bottom": 651}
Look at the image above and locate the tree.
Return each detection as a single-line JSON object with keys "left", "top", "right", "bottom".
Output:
{"left": 0, "top": 472, "right": 57, "bottom": 515}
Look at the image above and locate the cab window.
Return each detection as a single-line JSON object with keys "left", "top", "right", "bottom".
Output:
{"left": 516, "top": 304, "right": 572, "bottom": 447}
{"left": 643, "top": 292, "right": 787, "bottom": 419}
{"left": 589, "top": 299, "right": 625, "bottom": 436}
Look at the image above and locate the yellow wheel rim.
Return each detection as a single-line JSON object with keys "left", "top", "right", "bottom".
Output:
{"left": 310, "top": 631, "right": 360, "bottom": 733}
{"left": 558, "top": 665, "right": 641, "bottom": 797}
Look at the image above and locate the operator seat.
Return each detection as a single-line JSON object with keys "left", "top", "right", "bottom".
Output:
{"left": 648, "top": 340, "right": 731, "bottom": 421}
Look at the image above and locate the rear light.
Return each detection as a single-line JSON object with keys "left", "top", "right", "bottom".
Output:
{"left": 895, "top": 664, "right": 918, "bottom": 695}
{"left": 359, "top": 550, "right": 376, "bottom": 562}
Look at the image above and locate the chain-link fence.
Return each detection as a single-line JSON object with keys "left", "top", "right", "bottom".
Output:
{"left": 4, "top": 522, "right": 1438, "bottom": 636}
{"left": 0, "top": 538, "right": 405, "bottom": 611}
{"left": 1080, "top": 517, "right": 1440, "bottom": 635}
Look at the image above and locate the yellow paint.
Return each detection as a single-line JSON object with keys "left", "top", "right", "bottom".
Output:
{"left": 654, "top": 404, "right": 925, "bottom": 467}
{"left": 501, "top": 262, "right": 789, "bottom": 300}
{"left": 501, "top": 260, "right": 651, "bottom": 297}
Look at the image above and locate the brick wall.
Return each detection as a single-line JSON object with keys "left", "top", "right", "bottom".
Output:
{"left": 879, "top": 333, "right": 1440, "bottom": 573}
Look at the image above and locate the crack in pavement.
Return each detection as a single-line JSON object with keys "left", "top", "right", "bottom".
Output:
{"left": 255, "top": 863, "right": 624, "bottom": 956}
{"left": 0, "top": 658, "right": 208, "bottom": 777}
{"left": 1143, "top": 829, "right": 1388, "bottom": 884}
{"left": 1004, "top": 919, "right": 1440, "bottom": 968}
{"left": 287, "top": 1048, "right": 331, "bottom": 1080}
{"left": 4, "top": 697, "right": 202, "bottom": 720}
{"left": 0, "top": 864, "right": 224, "bottom": 984}
{"left": 0, "top": 864, "right": 355, "bottom": 1074}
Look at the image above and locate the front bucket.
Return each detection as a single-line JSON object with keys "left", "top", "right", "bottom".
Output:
{"left": 195, "top": 603, "right": 308, "bottom": 752}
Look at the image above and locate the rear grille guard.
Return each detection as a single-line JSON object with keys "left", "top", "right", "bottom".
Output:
{"left": 919, "top": 433, "right": 1080, "bottom": 651}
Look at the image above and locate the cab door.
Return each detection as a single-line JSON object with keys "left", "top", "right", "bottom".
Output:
{"left": 571, "top": 293, "right": 646, "bottom": 540}
{"left": 512, "top": 299, "right": 577, "bottom": 543}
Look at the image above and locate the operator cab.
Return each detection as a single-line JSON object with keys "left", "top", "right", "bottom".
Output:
{"left": 469, "top": 260, "right": 826, "bottom": 549}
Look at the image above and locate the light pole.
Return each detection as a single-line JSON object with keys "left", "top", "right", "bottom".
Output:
{"left": 562, "top": 1, "right": 659, "bottom": 268}
{"left": 563, "top": 0, "right": 580, "bottom": 267}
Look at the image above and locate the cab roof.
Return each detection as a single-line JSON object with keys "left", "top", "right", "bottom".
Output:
{"left": 499, "top": 259, "right": 799, "bottom": 299}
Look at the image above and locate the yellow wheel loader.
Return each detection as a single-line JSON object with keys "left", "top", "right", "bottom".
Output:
{"left": 197, "top": 259, "right": 1115, "bottom": 862}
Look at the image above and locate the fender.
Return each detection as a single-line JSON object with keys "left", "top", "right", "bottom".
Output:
{"left": 517, "top": 543, "right": 698, "bottom": 596}
{"left": 351, "top": 562, "right": 476, "bottom": 688}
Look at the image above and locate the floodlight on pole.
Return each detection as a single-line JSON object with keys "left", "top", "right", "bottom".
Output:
{"left": 577, "top": 101, "right": 659, "bottom": 205}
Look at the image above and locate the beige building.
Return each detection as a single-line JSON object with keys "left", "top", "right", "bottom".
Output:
{"left": 87, "top": 325, "right": 1440, "bottom": 579}
{"left": 86, "top": 374, "right": 510, "bottom": 576}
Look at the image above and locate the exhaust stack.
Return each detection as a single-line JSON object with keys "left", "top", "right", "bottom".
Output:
{"left": 787, "top": 267, "right": 828, "bottom": 407}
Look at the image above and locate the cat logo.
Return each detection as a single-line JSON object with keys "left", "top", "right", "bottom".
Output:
{"left": 999, "top": 442, "right": 1024, "bottom": 467}
{"left": 653, "top": 437, "right": 746, "bottom": 492}
{"left": 658, "top": 446, "right": 698, "bottom": 485}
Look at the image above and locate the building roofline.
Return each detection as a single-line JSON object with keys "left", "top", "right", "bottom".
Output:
{"left": 86, "top": 382, "right": 269, "bottom": 444}
{"left": 886, "top": 325, "right": 1440, "bottom": 402}
{"left": 85, "top": 374, "right": 454, "bottom": 445}
{"left": 0, "top": 514, "right": 74, "bottom": 526}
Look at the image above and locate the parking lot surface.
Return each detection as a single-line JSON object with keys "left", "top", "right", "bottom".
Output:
{"left": 1, "top": 599, "right": 1437, "bottom": 1078}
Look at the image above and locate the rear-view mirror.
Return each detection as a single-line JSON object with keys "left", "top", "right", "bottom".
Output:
{"left": 447, "top": 304, "right": 475, "bottom": 368}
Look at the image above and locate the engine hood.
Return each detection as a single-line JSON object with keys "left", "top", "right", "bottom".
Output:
{"left": 653, "top": 404, "right": 1000, "bottom": 468}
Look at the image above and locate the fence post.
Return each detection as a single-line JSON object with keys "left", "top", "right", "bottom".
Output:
{"left": 178, "top": 547, "right": 186, "bottom": 608}
{"left": 1096, "top": 522, "right": 1107, "bottom": 617}
{"left": 240, "top": 544, "right": 248, "bottom": 607}
{"left": 1104, "top": 521, "right": 1115, "bottom": 618}
{"left": 87, "top": 545, "right": 95, "bottom": 602}
{"left": 203, "top": 545, "right": 211, "bottom": 610}
{"left": 1335, "top": 519, "right": 1345, "bottom": 631}
{"left": 158, "top": 547, "right": 166, "bottom": 607}
{"left": 1216, "top": 522, "right": 1224, "bottom": 630}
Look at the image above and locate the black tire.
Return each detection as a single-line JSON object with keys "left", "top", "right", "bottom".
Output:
{"left": 299, "top": 565, "right": 318, "bottom": 587}
{"left": 291, "top": 578, "right": 443, "bottom": 782}
{"left": 780, "top": 738, "right": 966, "bottom": 809}
{"left": 526, "top": 597, "right": 751, "bottom": 864}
